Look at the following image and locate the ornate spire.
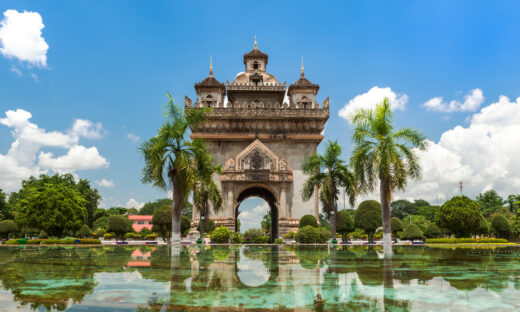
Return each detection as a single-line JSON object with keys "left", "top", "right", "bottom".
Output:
{"left": 301, "top": 56, "right": 305, "bottom": 78}
{"left": 254, "top": 34, "right": 258, "bottom": 50}
{"left": 209, "top": 55, "right": 213, "bottom": 77}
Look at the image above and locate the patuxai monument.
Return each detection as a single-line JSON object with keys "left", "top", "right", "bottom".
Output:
{"left": 185, "top": 38, "right": 329, "bottom": 240}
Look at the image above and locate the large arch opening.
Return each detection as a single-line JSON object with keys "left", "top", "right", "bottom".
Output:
{"left": 236, "top": 187, "right": 278, "bottom": 242}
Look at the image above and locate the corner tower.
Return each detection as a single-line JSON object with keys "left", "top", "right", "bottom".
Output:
{"left": 186, "top": 39, "right": 329, "bottom": 238}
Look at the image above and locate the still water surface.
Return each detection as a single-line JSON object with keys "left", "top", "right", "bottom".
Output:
{"left": 0, "top": 245, "right": 519, "bottom": 311}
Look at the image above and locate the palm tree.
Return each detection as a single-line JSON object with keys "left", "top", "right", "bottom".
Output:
{"left": 140, "top": 93, "right": 210, "bottom": 244}
{"left": 193, "top": 153, "right": 223, "bottom": 241}
{"left": 350, "top": 98, "right": 427, "bottom": 256}
{"left": 302, "top": 140, "right": 357, "bottom": 240}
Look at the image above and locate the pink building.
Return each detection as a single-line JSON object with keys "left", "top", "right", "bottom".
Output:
{"left": 128, "top": 215, "right": 153, "bottom": 232}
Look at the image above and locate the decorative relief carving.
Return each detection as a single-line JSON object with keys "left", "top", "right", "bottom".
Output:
{"left": 221, "top": 139, "right": 293, "bottom": 183}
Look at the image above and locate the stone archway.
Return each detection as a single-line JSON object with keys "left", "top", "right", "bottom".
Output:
{"left": 236, "top": 186, "right": 279, "bottom": 242}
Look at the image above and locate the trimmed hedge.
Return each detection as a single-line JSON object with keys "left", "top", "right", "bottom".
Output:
{"left": 124, "top": 233, "right": 141, "bottom": 240}
{"left": 4, "top": 238, "right": 101, "bottom": 245}
{"left": 104, "top": 233, "right": 114, "bottom": 239}
{"left": 426, "top": 238, "right": 509, "bottom": 244}
{"left": 6, "top": 239, "right": 18, "bottom": 245}
{"left": 230, "top": 232, "right": 242, "bottom": 244}
{"left": 295, "top": 226, "right": 331, "bottom": 243}
{"left": 299, "top": 215, "right": 318, "bottom": 228}
{"left": 144, "top": 233, "right": 157, "bottom": 240}
{"left": 282, "top": 231, "right": 295, "bottom": 240}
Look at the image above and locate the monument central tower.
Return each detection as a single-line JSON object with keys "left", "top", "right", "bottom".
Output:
{"left": 185, "top": 39, "right": 329, "bottom": 238}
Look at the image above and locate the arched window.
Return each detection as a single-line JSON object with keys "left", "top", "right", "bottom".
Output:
{"left": 297, "top": 96, "right": 312, "bottom": 109}
{"left": 253, "top": 61, "right": 259, "bottom": 70}
{"left": 202, "top": 94, "right": 216, "bottom": 108}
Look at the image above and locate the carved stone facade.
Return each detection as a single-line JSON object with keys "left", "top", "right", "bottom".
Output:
{"left": 186, "top": 39, "right": 329, "bottom": 238}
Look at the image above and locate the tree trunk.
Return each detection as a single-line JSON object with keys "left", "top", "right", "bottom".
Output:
{"left": 199, "top": 204, "right": 205, "bottom": 242}
{"left": 380, "top": 178, "right": 392, "bottom": 257}
{"left": 171, "top": 178, "right": 183, "bottom": 245}
{"left": 329, "top": 197, "right": 336, "bottom": 241}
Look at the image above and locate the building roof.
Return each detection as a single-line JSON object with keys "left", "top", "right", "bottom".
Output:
{"left": 194, "top": 74, "right": 226, "bottom": 91}
{"left": 243, "top": 36, "right": 268, "bottom": 65}
{"left": 128, "top": 215, "right": 153, "bottom": 221}
{"left": 288, "top": 72, "right": 319, "bottom": 94}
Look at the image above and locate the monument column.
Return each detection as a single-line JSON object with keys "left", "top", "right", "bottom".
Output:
{"left": 280, "top": 183, "right": 287, "bottom": 218}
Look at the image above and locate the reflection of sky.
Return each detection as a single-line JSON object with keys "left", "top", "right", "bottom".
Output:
{"left": 237, "top": 249, "right": 270, "bottom": 287}
{"left": 237, "top": 198, "right": 269, "bottom": 232}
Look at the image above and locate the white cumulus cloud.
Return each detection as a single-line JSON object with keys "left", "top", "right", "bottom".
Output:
{"left": 339, "top": 86, "right": 408, "bottom": 123}
{"left": 126, "top": 198, "right": 145, "bottom": 209}
{"left": 96, "top": 178, "right": 114, "bottom": 188}
{"left": 423, "top": 88, "right": 484, "bottom": 113}
{"left": 0, "top": 108, "right": 108, "bottom": 191}
{"left": 0, "top": 9, "right": 49, "bottom": 67}
{"left": 127, "top": 133, "right": 140, "bottom": 143}
{"left": 397, "top": 94, "right": 520, "bottom": 202}
{"left": 238, "top": 200, "right": 270, "bottom": 232}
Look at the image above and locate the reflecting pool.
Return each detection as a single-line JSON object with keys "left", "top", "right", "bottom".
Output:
{"left": 0, "top": 245, "right": 519, "bottom": 311}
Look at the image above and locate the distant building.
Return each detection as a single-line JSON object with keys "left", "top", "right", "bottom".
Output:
{"left": 128, "top": 215, "right": 153, "bottom": 232}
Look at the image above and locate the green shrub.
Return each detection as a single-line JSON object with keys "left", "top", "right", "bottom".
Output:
{"left": 144, "top": 233, "right": 157, "bottom": 240}
{"left": 295, "top": 226, "right": 330, "bottom": 243}
{"left": 230, "top": 232, "right": 242, "bottom": 244}
{"left": 198, "top": 219, "right": 216, "bottom": 233}
{"left": 354, "top": 200, "right": 382, "bottom": 242}
{"left": 491, "top": 215, "right": 511, "bottom": 238}
{"left": 391, "top": 217, "right": 403, "bottom": 237}
{"left": 6, "top": 239, "right": 18, "bottom": 245}
{"left": 243, "top": 228, "right": 269, "bottom": 243}
{"left": 139, "top": 227, "right": 152, "bottom": 239}
{"left": 39, "top": 230, "right": 48, "bottom": 239}
{"left": 336, "top": 210, "right": 354, "bottom": 241}
{"left": 425, "top": 238, "right": 510, "bottom": 244}
{"left": 348, "top": 231, "right": 363, "bottom": 239}
{"left": 211, "top": 226, "right": 231, "bottom": 243}
{"left": 282, "top": 231, "right": 295, "bottom": 240}
{"left": 373, "top": 232, "right": 383, "bottom": 240}
{"left": 41, "top": 239, "right": 75, "bottom": 244}
{"left": 27, "top": 239, "right": 43, "bottom": 244}
{"left": 299, "top": 215, "right": 318, "bottom": 228}
{"left": 0, "top": 220, "right": 17, "bottom": 239}
{"left": 317, "top": 228, "right": 331, "bottom": 243}
{"left": 94, "top": 228, "right": 106, "bottom": 238}
{"left": 274, "top": 238, "right": 283, "bottom": 244}
{"left": 125, "top": 232, "right": 140, "bottom": 240}
{"left": 477, "top": 238, "right": 508, "bottom": 243}
{"left": 77, "top": 238, "right": 101, "bottom": 244}
{"left": 76, "top": 225, "right": 92, "bottom": 238}
{"left": 435, "top": 195, "right": 481, "bottom": 237}
{"left": 181, "top": 215, "right": 191, "bottom": 235}
{"left": 400, "top": 224, "right": 424, "bottom": 240}
{"left": 104, "top": 233, "right": 114, "bottom": 240}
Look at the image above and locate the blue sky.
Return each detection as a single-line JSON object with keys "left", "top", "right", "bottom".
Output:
{"left": 1, "top": 1, "right": 520, "bottom": 228}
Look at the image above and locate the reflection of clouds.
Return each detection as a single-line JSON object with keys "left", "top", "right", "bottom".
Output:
{"left": 237, "top": 249, "right": 270, "bottom": 287}
{"left": 237, "top": 198, "right": 269, "bottom": 232}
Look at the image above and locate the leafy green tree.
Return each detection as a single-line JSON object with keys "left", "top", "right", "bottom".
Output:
{"left": 140, "top": 94, "right": 209, "bottom": 244}
{"left": 506, "top": 195, "right": 520, "bottom": 213}
{"left": 106, "top": 207, "right": 128, "bottom": 215}
{"left": 76, "top": 225, "right": 92, "bottom": 238}
{"left": 425, "top": 223, "right": 441, "bottom": 238}
{"left": 93, "top": 216, "right": 108, "bottom": 230}
{"left": 350, "top": 98, "right": 427, "bottom": 255}
{"left": 476, "top": 190, "right": 504, "bottom": 217}
{"left": 491, "top": 215, "right": 511, "bottom": 238}
{"left": 416, "top": 205, "right": 439, "bottom": 222}
{"left": 139, "top": 198, "right": 172, "bottom": 215}
{"left": 336, "top": 210, "right": 354, "bottom": 241}
{"left": 94, "top": 208, "right": 108, "bottom": 220}
{"left": 9, "top": 174, "right": 100, "bottom": 229}
{"left": 261, "top": 214, "right": 271, "bottom": 235}
{"left": 390, "top": 217, "right": 403, "bottom": 242}
{"left": 299, "top": 215, "right": 318, "bottom": 228}
{"left": 435, "top": 196, "right": 481, "bottom": 237}
{"left": 181, "top": 215, "right": 191, "bottom": 235}
{"left": 210, "top": 226, "right": 231, "bottom": 243}
{"left": 107, "top": 215, "right": 131, "bottom": 241}
{"left": 0, "top": 189, "right": 12, "bottom": 220}
{"left": 354, "top": 200, "right": 382, "bottom": 242}
{"left": 390, "top": 199, "right": 415, "bottom": 219}
{"left": 477, "top": 216, "right": 490, "bottom": 236}
{"left": 302, "top": 140, "right": 357, "bottom": 239}
{"left": 242, "top": 228, "right": 269, "bottom": 243}
{"left": 0, "top": 220, "right": 17, "bottom": 239}
{"left": 152, "top": 205, "right": 172, "bottom": 242}
{"left": 14, "top": 182, "right": 86, "bottom": 237}
{"left": 76, "top": 179, "right": 101, "bottom": 228}
{"left": 193, "top": 151, "right": 223, "bottom": 241}
{"left": 400, "top": 224, "right": 424, "bottom": 240}
{"left": 127, "top": 207, "right": 138, "bottom": 214}
{"left": 198, "top": 219, "right": 216, "bottom": 234}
